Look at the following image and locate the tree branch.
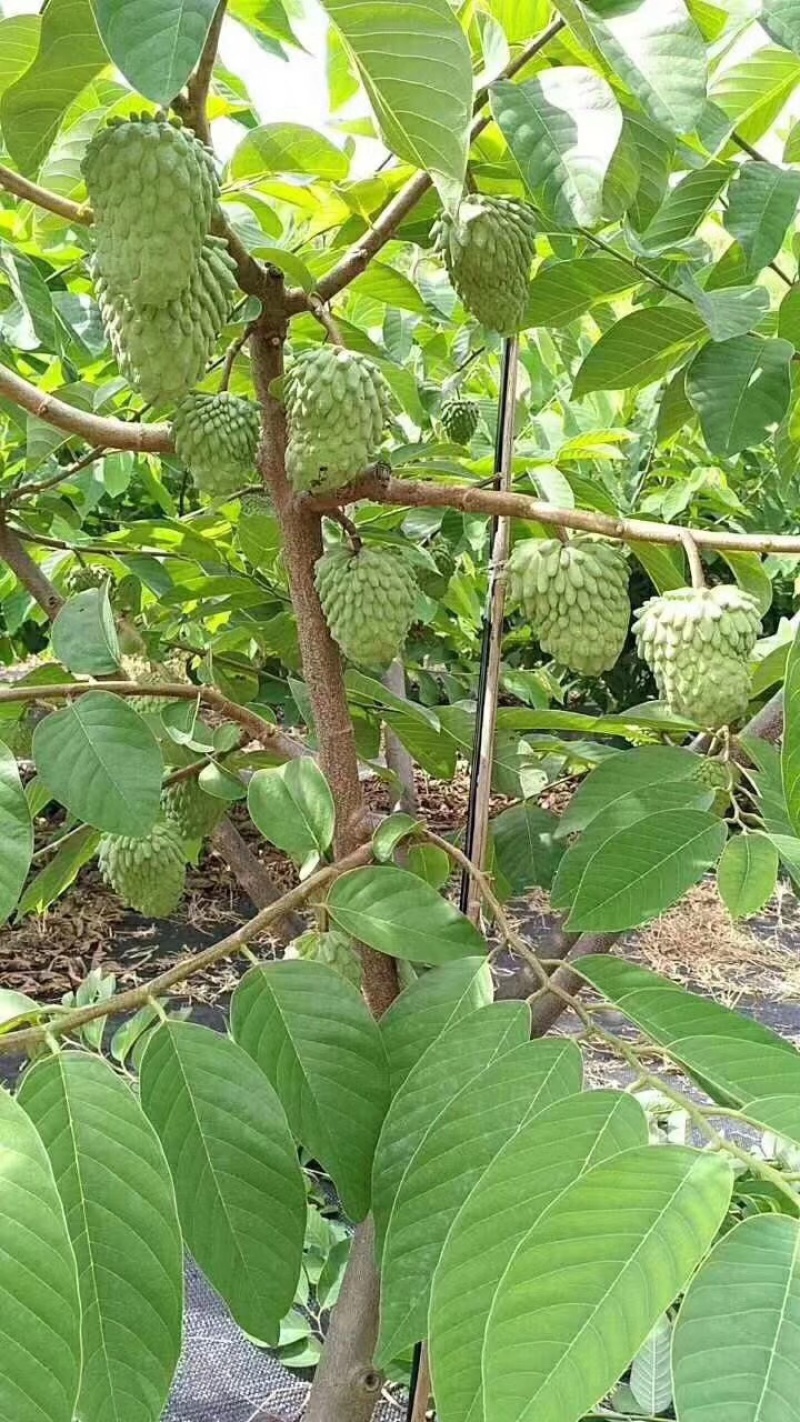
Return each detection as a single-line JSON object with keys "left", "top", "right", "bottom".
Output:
{"left": 0, "top": 514, "right": 64, "bottom": 618}
{"left": 180, "top": 0, "right": 227, "bottom": 145}
{"left": 0, "top": 362, "right": 174, "bottom": 453}
{"left": 210, "top": 816, "right": 306, "bottom": 941}
{"left": 0, "top": 843, "right": 372, "bottom": 1058}
{"left": 0, "top": 163, "right": 91, "bottom": 224}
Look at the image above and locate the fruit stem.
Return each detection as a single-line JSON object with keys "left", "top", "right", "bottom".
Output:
{"left": 679, "top": 528, "right": 706, "bottom": 589}
{"left": 306, "top": 293, "right": 345, "bottom": 346}
{"left": 330, "top": 509, "right": 362, "bottom": 552}
{"left": 219, "top": 324, "right": 254, "bottom": 391}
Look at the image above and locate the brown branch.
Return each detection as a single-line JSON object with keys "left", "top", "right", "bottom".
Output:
{"left": 210, "top": 817, "right": 305, "bottom": 941}
{"left": 0, "top": 163, "right": 91, "bottom": 225}
{"left": 310, "top": 472, "right": 800, "bottom": 557}
{"left": 679, "top": 528, "right": 706, "bottom": 589}
{"left": 303, "top": 293, "right": 345, "bottom": 345}
{"left": 0, "top": 363, "right": 173, "bottom": 453}
{"left": 219, "top": 325, "right": 254, "bottom": 390}
{"left": 0, "top": 843, "right": 372, "bottom": 1057}
{"left": 0, "top": 515, "right": 64, "bottom": 618}
{"left": 180, "top": 0, "right": 227, "bottom": 144}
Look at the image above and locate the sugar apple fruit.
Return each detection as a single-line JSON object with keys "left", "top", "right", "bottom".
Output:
{"left": 315, "top": 545, "right": 418, "bottom": 668}
{"left": 633, "top": 585, "right": 761, "bottom": 728}
{"left": 441, "top": 397, "right": 479, "bottom": 445}
{"left": 172, "top": 392, "right": 260, "bottom": 496}
{"left": 433, "top": 195, "right": 537, "bottom": 335}
{"left": 286, "top": 929, "right": 361, "bottom": 987}
{"left": 507, "top": 536, "right": 630, "bottom": 675}
{"left": 161, "top": 776, "right": 223, "bottom": 841}
{"left": 65, "top": 565, "right": 108, "bottom": 595}
{"left": 98, "top": 820, "right": 186, "bottom": 917}
{"left": 284, "top": 346, "right": 391, "bottom": 493}
{"left": 82, "top": 112, "right": 217, "bottom": 308}
{"left": 121, "top": 653, "right": 189, "bottom": 714}
{"left": 690, "top": 755, "right": 739, "bottom": 814}
{"left": 95, "top": 236, "right": 237, "bottom": 402}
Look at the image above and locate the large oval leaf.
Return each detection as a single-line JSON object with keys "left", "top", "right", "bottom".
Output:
{"left": 93, "top": 0, "right": 220, "bottom": 106}
{"left": 380, "top": 957, "right": 493, "bottom": 1094}
{"left": 430, "top": 1091, "right": 648, "bottom": 1422}
{"left": 717, "top": 832, "right": 779, "bottom": 919}
{"left": 574, "top": 306, "right": 706, "bottom": 396}
{"left": 51, "top": 587, "right": 120, "bottom": 676}
{"left": 0, "top": 1088, "right": 81, "bottom": 1422}
{"left": 482, "top": 1145, "right": 732, "bottom": 1422}
{"left": 231, "top": 960, "right": 389, "bottom": 1221}
{"left": 19, "top": 1052, "right": 183, "bottom": 1422}
{"left": 0, "top": 0, "right": 106, "bottom": 173}
{"left": 686, "top": 335, "right": 794, "bottom": 457}
{"left": 32, "top": 690, "right": 163, "bottom": 836}
{"left": 377, "top": 1039, "right": 582, "bottom": 1365}
{"left": 327, "top": 865, "right": 486, "bottom": 964}
{"left": 0, "top": 740, "right": 33, "bottom": 923}
{"left": 557, "top": 745, "right": 700, "bottom": 838}
{"left": 248, "top": 759, "right": 335, "bottom": 861}
{"left": 140, "top": 1021, "right": 306, "bottom": 1344}
{"left": 673, "top": 1213, "right": 800, "bottom": 1422}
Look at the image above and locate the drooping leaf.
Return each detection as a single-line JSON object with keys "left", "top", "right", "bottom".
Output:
{"left": 247, "top": 759, "right": 335, "bottom": 861}
{"left": 32, "top": 691, "right": 163, "bottom": 836}
{"left": 557, "top": 745, "right": 700, "bottom": 838}
{"left": 429, "top": 1090, "right": 648, "bottom": 1422}
{"left": 0, "top": 1088, "right": 81, "bottom": 1422}
{"left": 1, "top": 0, "right": 106, "bottom": 173}
{"left": 762, "top": 0, "right": 800, "bottom": 56}
{"left": 782, "top": 620, "right": 800, "bottom": 834}
{"left": 231, "top": 960, "right": 390, "bottom": 1220}
{"left": 16, "top": 824, "right": 100, "bottom": 918}
{"left": 377, "top": 1039, "right": 582, "bottom": 1364}
{"left": 491, "top": 68, "right": 623, "bottom": 228}
{"left": 629, "top": 1314, "right": 674, "bottom": 1415}
{"left": 573, "top": 306, "right": 706, "bottom": 396}
{"left": 481, "top": 1145, "right": 732, "bottom": 1422}
{"left": 673, "top": 1213, "right": 800, "bottom": 1422}
{"left": 0, "top": 740, "right": 33, "bottom": 924}
{"left": 51, "top": 587, "right": 120, "bottom": 676}
{"left": 686, "top": 335, "right": 793, "bottom": 457}
{"left": 490, "top": 801, "right": 563, "bottom": 897}
{"left": 372, "top": 1002, "right": 531, "bottom": 1258}
{"left": 724, "top": 160, "right": 800, "bottom": 275}
{"left": 380, "top": 957, "right": 493, "bottom": 1094}
{"left": 140, "top": 1022, "right": 305, "bottom": 1343}
{"left": 717, "top": 832, "right": 779, "bottom": 919}
{"left": 327, "top": 865, "right": 486, "bottom": 964}
{"left": 19, "top": 1052, "right": 183, "bottom": 1422}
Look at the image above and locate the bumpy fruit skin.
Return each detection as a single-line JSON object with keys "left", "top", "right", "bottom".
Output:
{"left": 284, "top": 347, "right": 391, "bottom": 493}
{"left": 94, "top": 236, "right": 237, "bottom": 402}
{"left": 633, "top": 585, "right": 761, "bottom": 728}
{"left": 691, "top": 756, "right": 739, "bottom": 814}
{"left": 441, "top": 398, "right": 479, "bottom": 445}
{"left": 286, "top": 929, "right": 361, "bottom": 986}
{"left": 315, "top": 545, "right": 418, "bottom": 668}
{"left": 65, "top": 565, "right": 108, "bottom": 595}
{"left": 161, "top": 777, "right": 222, "bottom": 840}
{"left": 82, "top": 114, "right": 217, "bottom": 307}
{"left": 121, "top": 653, "right": 189, "bottom": 714}
{"left": 507, "top": 536, "right": 630, "bottom": 675}
{"left": 173, "top": 392, "right": 261, "bottom": 496}
{"left": 98, "top": 820, "right": 186, "bottom": 917}
{"left": 433, "top": 195, "right": 537, "bottom": 335}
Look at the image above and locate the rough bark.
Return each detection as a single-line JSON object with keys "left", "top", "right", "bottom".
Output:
{"left": 303, "top": 1218, "right": 384, "bottom": 1422}
{"left": 382, "top": 661, "right": 418, "bottom": 814}
{"left": 210, "top": 818, "right": 305, "bottom": 942}
{"left": 0, "top": 516, "right": 64, "bottom": 618}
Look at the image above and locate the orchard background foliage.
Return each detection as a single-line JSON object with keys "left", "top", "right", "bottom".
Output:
{"left": 3, "top": 2, "right": 800, "bottom": 1422}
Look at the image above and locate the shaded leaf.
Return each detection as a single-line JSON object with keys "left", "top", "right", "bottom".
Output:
{"left": 248, "top": 760, "right": 335, "bottom": 861}
{"left": 686, "top": 335, "right": 793, "bottom": 456}
{"left": 16, "top": 824, "right": 100, "bottom": 918}
{"left": 782, "top": 619, "right": 800, "bottom": 834}
{"left": 0, "top": 741, "right": 33, "bottom": 924}
{"left": 717, "top": 832, "right": 779, "bottom": 919}
{"left": 327, "top": 865, "right": 486, "bottom": 964}
{"left": 525, "top": 255, "right": 640, "bottom": 328}
{"left": 93, "top": 0, "right": 219, "bottom": 104}
{"left": 51, "top": 586, "right": 120, "bottom": 676}
{"left": 724, "top": 160, "right": 800, "bottom": 275}
{"left": 380, "top": 957, "right": 493, "bottom": 1094}
{"left": 1, "top": 0, "right": 105, "bottom": 173}
{"left": 630, "top": 1314, "right": 673, "bottom": 1415}
{"left": 574, "top": 306, "right": 706, "bottom": 396}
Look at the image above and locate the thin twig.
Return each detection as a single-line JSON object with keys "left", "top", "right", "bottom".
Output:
{"left": 219, "top": 324, "right": 255, "bottom": 390}
{"left": 0, "top": 362, "right": 173, "bottom": 453}
{"left": 679, "top": 528, "right": 706, "bottom": 589}
{"left": 305, "top": 294, "right": 345, "bottom": 346}
{"left": 0, "top": 163, "right": 91, "bottom": 225}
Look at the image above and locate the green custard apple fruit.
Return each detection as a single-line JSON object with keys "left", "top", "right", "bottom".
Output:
{"left": 161, "top": 776, "right": 223, "bottom": 840}
{"left": 441, "top": 397, "right": 480, "bottom": 445}
{"left": 82, "top": 112, "right": 217, "bottom": 307}
{"left": 633, "top": 584, "right": 761, "bottom": 728}
{"left": 433, "top": 195, "right": 537, "bottom": 335}
{"left": 65, "top": 565, "right": 109, "bottom": 595}
{"left": 284, "top": 346, "right": 392, "bottom": 493}
{"left": 507, "top": 535, "right": 631, "bottom": 675}
{"left": 121, "top": 653, "right": 189, "bottom": 714}
{"left": 287, "top": 928, "right": 361, "bottom": 986}
{"left": 172, "top": 391, "right": 261, "bottom": 496}
{"left": 315, "top": 544, "right": 418, "bottom": 668}
{"left": 98, "top": 820, "right": 187, "bottom": 917}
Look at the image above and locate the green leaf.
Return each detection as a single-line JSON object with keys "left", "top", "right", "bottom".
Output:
{"left": 140, "top": 1022, "right": 305, "bottom": 1343}
{"left": 490, "top": 801, "right": 563, "bottom": 897}
{"left": 19, "top": 1052, "right": 183, "bottom": 1422}
{"left": 17, "top": 824, "right": 101, "bottom": 918}
{"left": 719, "top": 549, "right": 774, "bottom": 616}
{"left": 486, "top": 0, "right": 550, "bottom": 43}
{"left": 247, "top": 760, "right": 335, "bottom": 861}
{"left": 92, "top": 0, "right": 219, "bottom": 105}
{"left": 630, "top": 1314, "right": 673, "bottom": 1415}
{"left": 372, "top": 1001, "right": 531, "bottom": 1257}
{"left": 630, "top": 535, "right": 688, "bottom": 588}
{"left": 429, "top": 1090, "right": 648, "bottom": 1422}
{"left": 687, "top": 282, "right": 771, "bottom": 342}
{"left": 710, "top": 46, "right": 800, "bottom": 146}
{"left": 782, "top": 620, "right": 800, "bottom": 835}
{"left": 380, "top": 957, "right": 493, "bottom": 1094}
{"left": 350, "top": 262, "right": 428, "bottom": 314}
{"left": 0, "top": 741, "right": 33, "bottom": 924}
{"left": 557, "top": 0, "right": 708, "bottom": 136}
{"left": 327, "top": 865, "right": 486, "bottom": 964}
{"left": 673, "top": 1213, "right": 800, "bottom": 1422}
{"left": 558, "top": 745, "right": 700, "bottom": 839}
{"left": 639, "top": 161, "right": 731, "bottom": 252}
{"left": 717, "top": 832, "right": 779, "bottom": 919}
{"left": 51, "top": 587, "right": 120, "bottom": 676}
{"left": 0, "top": 988, "right": 41, "bottom": 1031}
{"left": 626, "top": 110, "right": 676, "bottom": 231}
{"left": 482, "top": 1145, "right": 732, "bottom": 1422}
{"left": 373, "top": 812, "right": 419, "bottom": 862}
{"left": 573, "top": 306, "right": 706, "bottom": 396}
{"left": 231, "top": 960, "right": 389, "bottom": 1221}
{"left": 762, "top": 0, "right": 800, "bottom": 55}
{"left": 525, "top": 255, "right": 640, "bottom": 328}
{"left": 318, "top": 0, "right": 472, "bottom": 195}
{"left": 0, "top": 16, "right": 40, "bottom": 101}
{"left": 686, "top": 336, "right": 793, "bottom": 457}
{"left": 0, "top": 1088, "right": 81, "bottom": 1422}
{"left": 1, "top": 0, "right": 106, "bottom": 173}
{"left": 562, "top": 808, "right": 727, "bottom": 932}
{"left": 377, "top": 1039, "right": 582, "bottom": 1365}
{"left": 491, "top": 69, "right": 623, "bottom": 228}
{"left": 227, "top": 122, "right": 349, "bottom": 182}
{"left": 32, "top": 691, "right": 162, "bottom": 837}
{"left": 724, "top": 160, "right": 800, "bottom": 275}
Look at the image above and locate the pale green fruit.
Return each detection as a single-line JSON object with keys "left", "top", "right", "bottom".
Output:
{"left": 441, "top": 398, "right": 480, "bottom": 444}
{"left": 633, "top": 585, "right": 762, "bottom": 728}
{"left": 98, "top": 820, "right": 186, "bottom": 917}
{"left": 161, "top": 777, "right": 223, "bottom": 840}
{"left": 507, "top": 536, "right": 631, "bottom": 675}
{"left": 121, "top": 653, "right": 189, "bottom": 714}
{"left": 433, "top": 195, "right": 537, "bottom": 335}
{"left": 315, "top": 545, "right": 418, "bottom": 668}
{"left": 287, "top": 929, "right": 361, "bottom": 986}
{"left": 65, "top": 565, "right": 108, "bottom": 595}
{"left": 173, "top": 392, "right": 261, "bottom": 496}
{"left": 284, "top": 346, "right": 392, "bottom": 493}
{"left": 82, "top": 112, "right": 217, "bottom": 307}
